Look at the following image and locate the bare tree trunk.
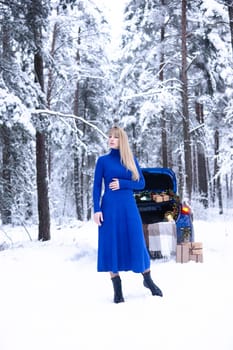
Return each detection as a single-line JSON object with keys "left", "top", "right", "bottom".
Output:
{"left": 167, "top": 113, "right": 174, "bottom": 168}
{"left": 192, "top": 143, "right": 198, "bottom": 193}
{"left": 1, "top": 21, "right": 12, "bottom": 224}
{"left": 73, "top": 32, "right": 87, "bottom": 221}
{"left": 228, "top": 4, "right": 233, "bottom": 57}
{"left": 1, "top": 125, "right": 12, "bottom": 224}
{"left": 230, "top": 172, "right": 233, "bottom": 199}
{"left": 178, "top": 152, "right": 184, "bottom": 199}
{"left": 225, "top": 174, "right": 229, "bottom": 199}
{"left": 181, "top": 0, "right": 192, "bottom": 200}
{"left": 159, "top": 5, "right": 168, "bottom": 167}
{"left": 198, "top": 151, "right": 208, "bottom": 208}
{"left": 161, "top": 111, "right": 168, "bottom": 167}
{"left": 34, "top": 51, "right": 51, "bottom": 240}
{"left": 73, "top": 72, "right": 93, "bottom": 221}
{"left": 206, "top": 157, "right": 213, "bottom": 205}
{"left": 36, "top": 130, "right": 50, "bottom": 240}
{"left": 195, "top": 102, "right": 208, "bottom": 207}
{"left": 46, "top": 22, "right": 58, "bottom": 109}
{"left": 87, "top": 154, "right": 94, "bottom": 219}
{"left": 73, "top": 150, "right": 84, "bottom": 221}
{"left": 46, "top": 21, "right": 59, "bottom": 180}
{"left": 73, "top": 80, "right": 84, "bottom": 221}
{"left": 214, "top": 128, "right": 223, "bottom": 214}
{"left": 80, "top": 100, "right": 89, "bottom": 221}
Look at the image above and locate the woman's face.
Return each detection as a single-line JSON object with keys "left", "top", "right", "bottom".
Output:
{"left": 108, "top": 131, "right": 119, "bottom": 149}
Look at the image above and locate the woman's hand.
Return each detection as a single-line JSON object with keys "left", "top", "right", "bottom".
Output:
{"left": 94, "top": 211, "right": 103, "bottom": 226}
{"left": 109, "top": 178, "right": 120, "bottom": 191}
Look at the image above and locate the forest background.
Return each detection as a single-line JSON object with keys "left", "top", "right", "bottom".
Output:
{"left": 0, "top": 0, "right": 233, "bottom": 241}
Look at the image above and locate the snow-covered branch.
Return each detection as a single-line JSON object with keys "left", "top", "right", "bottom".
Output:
{"left": 32, "top": 109, "right": 108, "bottom": 139}
{"left": 190, "top": 123, "right": 205, "bottom": 134}
{"left": 120, "top": 80, "right": 181, "bottom": 101}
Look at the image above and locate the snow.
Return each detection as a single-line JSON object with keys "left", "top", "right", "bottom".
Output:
{"left": 93, "top": 0, "right": 126, "bottom": 57}
{"left": 0, "top": 88, "right": 34, "bottom": 134}
{"left": 93, "top": 0, "right": 126, "bottom": 39}
{"left": 0, "top": 209, "right": 233, "bottom": 350}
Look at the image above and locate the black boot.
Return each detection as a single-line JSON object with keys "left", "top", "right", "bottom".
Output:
{"left": 111, "top": 275, "right": 125, "bottom": 303}
{"left": 142, "top": 271, "right": 163, "bottom": 297}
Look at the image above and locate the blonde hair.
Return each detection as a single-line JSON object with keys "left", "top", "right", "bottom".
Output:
{"left": 109, "top": 126, "right": 139, "bottom": 181}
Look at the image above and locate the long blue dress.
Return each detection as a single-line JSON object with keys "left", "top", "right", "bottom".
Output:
{"left": 93, "top": 148, "right": 150, "bottom": 273}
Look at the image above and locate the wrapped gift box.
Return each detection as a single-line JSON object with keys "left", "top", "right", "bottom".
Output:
{"left": 162, "top": 194, "right": 170, "bottom": 201}
{"left": 189, "top": 242, "right": 203, "bottom": 262}
{"left": 152, "top": 194, "right": 163, "bottom": 202}
{"left": 176, "top": 242, "right": 203, "bottom": 263}
{"left": 176, "top": 243, "right": 190, "bottom": 263}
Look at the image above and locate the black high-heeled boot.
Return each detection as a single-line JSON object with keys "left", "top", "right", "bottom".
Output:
{"left": 111, "top": 275, "right": 125, "bottom": 303}
{"left": 142, "top": 271, "right": 163, "bottom": 297}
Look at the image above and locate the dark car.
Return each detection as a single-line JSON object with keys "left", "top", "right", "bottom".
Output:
{"left": 134, "top": 167, "right": 194, "bottom": 258}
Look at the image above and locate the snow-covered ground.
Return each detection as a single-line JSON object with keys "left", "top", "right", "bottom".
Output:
{"left": 0, "top": 208, "right": 232, "bottom": 350}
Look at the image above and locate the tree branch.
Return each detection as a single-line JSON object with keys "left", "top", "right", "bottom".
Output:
{"left": 32, "top": 109, "right": 108, "bottom": 138}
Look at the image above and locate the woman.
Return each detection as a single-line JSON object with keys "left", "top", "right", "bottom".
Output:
{"left": 93, "top": 126, "right": 163, "bottom": 303}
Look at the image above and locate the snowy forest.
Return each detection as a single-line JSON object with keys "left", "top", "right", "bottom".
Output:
{"left": 0, "top": 0, "right": 233, "bottom": 241}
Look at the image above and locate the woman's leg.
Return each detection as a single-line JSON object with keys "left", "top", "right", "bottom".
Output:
{"left": 110, "top": 272, "right": 119, "bottom": 278}
{"left": 110, "top": 272, "right": 124, "bottom": 303}
{"left": 142, "top": 269, "right": 163, "bottom": 297}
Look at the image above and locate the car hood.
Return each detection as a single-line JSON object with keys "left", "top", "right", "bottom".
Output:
{"left": 141, "top": 167, "right": 177, "bottom": 193}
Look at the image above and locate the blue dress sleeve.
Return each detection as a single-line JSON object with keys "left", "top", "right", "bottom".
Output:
{"left": 93, "top": 157, "right": 103, "bottom": 212}
{"left": 118, "top": 158, "right": 145, "bottom": 190}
